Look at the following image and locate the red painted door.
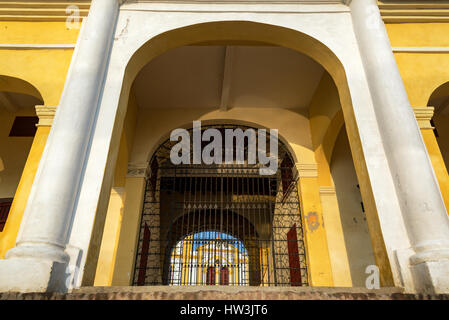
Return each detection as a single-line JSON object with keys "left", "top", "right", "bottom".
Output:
{"left": 220, "top": 266, "right": 229, "bottom": 285}
{"left": 207, "top": 267, "right": 216, "bottom": 285}
{"left": 287, "top": 224, "right": 302, "bottom": 286}
{"left": 137, "top": 223, "right": 151, "bottom": 286}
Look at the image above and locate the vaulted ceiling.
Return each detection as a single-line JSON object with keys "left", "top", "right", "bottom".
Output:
{"left": 133, "top": 45, "right": 325, "bottom": 111}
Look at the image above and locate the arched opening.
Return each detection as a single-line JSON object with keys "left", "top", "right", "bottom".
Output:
{"left": 428, "top": 82, "right": 449, "bottom": 174}
{"left": 131, "top": 124, "right": 308, "bottom": 287}
{"left": 169, "top": 231, "right": 249, "bottom": 286}
{"left": 94, "top": 20, "right": 394, "bottom": 288}
{"left": 0, "top": 75, "right": 43, "bottom": 233}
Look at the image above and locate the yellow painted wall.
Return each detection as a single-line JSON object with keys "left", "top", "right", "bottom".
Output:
{"left": 385, "top": 22, "right": 449, "bottom": 107}
{"left": 0, "top": 126, "right": 50, "bottom": 258}
{"left": 0, "top": 21, "right": 80, "bottom": 105}
{"left": 0, "top": 22, "right": 80, "bottom": 44}
{"left": 0, "top": 50, "right": 75, "bottom": 106}
{"left": 298, "top": 177, "right": 334, "bottom": 286}
{"left": 111, "top": 177, "right": 146, "bottom": 285}
{"left": 393, "top": 53, "right": 449, "bottom": 107}
{"left": 385, "top": 22, "right": 449, "bottom": 213}
{"left": 0, "top": 21, "right": 81, "bottom": 257}
{"left": 385, "top": 23, "right": 449, "bottom": 47}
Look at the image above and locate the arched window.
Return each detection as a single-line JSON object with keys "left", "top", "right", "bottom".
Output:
{"left": 168, "top": 231, "right": 249, "bottom": 286}
{"left": 133, "top": 124, "right": 308, "bottom": 287}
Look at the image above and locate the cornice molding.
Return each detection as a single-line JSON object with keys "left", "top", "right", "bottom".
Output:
{"left": 295, "top": 163, "right": 318, "bottom": 178}
{"left": 319, "top": 186, "right": 336, "bottom": 195}
{"left": 379, "top": 1, "right": 449, "bottom": 23}
{"left": 127, "top": 162, "right": 149, "bottom": 178}
{"left": 392, "top": 47, "right": 449, "bottom": 53}
{"left": 2, "top": 1, "right": 449, "bottom": 22}
{"left": 0, "top": 1, "right": 91, "bottom": 22}
{"left": 121, "top": 0, "right": 349, "bottom": 13}
{"left": 111, "top": 187, "right": 125, "bottom": 195}
{"left": 35, "top": 105, "right": 57, "bottom": 127}
{"left": 0, "top": 43, "right": 76, "bottom": 49}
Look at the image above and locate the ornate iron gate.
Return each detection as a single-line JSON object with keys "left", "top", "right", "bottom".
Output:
{"left": 132, "top": 125, "right": 308, "bottom": 286}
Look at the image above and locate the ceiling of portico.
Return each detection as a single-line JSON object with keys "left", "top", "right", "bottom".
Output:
{"left": 133, "top": 45, "right": 325, "bottom": 111}
{"left": 0, "top": 92, "right": 41, "bottom": 114}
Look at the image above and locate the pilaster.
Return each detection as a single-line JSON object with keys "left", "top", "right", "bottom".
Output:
{"left": 413, "top": 106, "right": 449, "bottom": 214}
{"left": 111, "top": 165, "right": 148, "bottom": 286}
{"left": 318, "top": 186, "right": 352, "bottom": 286}
{"left": 295, "top": 163, "right": 334, "bottom": 286}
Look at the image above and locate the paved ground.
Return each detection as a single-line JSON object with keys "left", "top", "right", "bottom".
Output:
{"left": 1, "top": 286, "right": 448, "bottom": 300}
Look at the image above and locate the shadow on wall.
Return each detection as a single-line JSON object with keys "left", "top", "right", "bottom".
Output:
{"left": 330, "top": 126, "right": 376, "bottom": 287}
{"left": 0, "top": 156, "right": 3, "bottom": 184}
{"left": 428, "top": 81, "right": 449, "bottom": 171}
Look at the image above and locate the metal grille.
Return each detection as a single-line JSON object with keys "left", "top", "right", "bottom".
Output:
{"left": 132, "top": 125, "right": 308, "bottom": 287}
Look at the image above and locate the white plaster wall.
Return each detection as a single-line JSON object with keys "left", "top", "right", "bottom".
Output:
{"left": 330, "top": 126, "right": 376, "bottom": 286}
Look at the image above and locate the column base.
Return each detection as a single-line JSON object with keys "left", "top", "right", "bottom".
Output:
{"left": 393, "top": 248, "right": 416, "bottom": 293}
{"left": 0, "top": 258, "right": 69, "bottom": 293}
{"left": 410, "top": 249, "right": 449, "bottom": 294}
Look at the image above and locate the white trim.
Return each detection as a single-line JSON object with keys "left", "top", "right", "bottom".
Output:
{"left": 295, "top": 163, "right": 318, "bottom": 178}
{"left": 120, "top": 2, "right": 350, "bottom": 13}
{"left": 319, "top": 186, "right": 336, "bottom": 195}
{"left": 0, "top": 43, "right": 76, "bottom": 50}
{"left": 392, "top": 47, "right": 449, "bottom": 53}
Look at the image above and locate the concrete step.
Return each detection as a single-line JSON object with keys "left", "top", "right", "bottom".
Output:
{"left": 2, "top": 285, "right": 448, "bottom": 300}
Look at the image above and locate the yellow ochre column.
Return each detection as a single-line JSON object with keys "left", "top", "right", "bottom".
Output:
{"left": 319, "top": 186, "right": 353, "bottom": 287}
{"left": 0, "top": 105, "right": 55, "bottom": 258}
{"left": 93, "top": 187, "right": 125, "bottom": 286}
{"left": 296, "top": 163, "right": 334, "bottom": 287}
{"left": 414, "top": 107, "right": 449, "bottom": 213}
{"left": 111, "top": 168, "right": 147, "bottom": 286}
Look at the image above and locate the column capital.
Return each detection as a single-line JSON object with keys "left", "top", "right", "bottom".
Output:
{"left": 295, "top": 163, "right": 318, "bottom": 178}
{"left": 413, "top": 106, "right": 435, "bottom": 129}
{"left": 127, "top": 162, "right": 149, "bottom": 178}
{"left": 319, "top": 186, "right": 336, "bottom": 195}
{"left": 35, "top": 105, "right": 57, "bottom": 127}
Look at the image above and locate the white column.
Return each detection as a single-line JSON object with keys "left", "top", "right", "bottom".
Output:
{"left": 0, "top": 0, "right": 120, "bottom": 292}
{"left": 350, "top": 0, "right": 449, "bottom": 293}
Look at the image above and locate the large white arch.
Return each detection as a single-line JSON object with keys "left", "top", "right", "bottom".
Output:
{"left": 66, "top": 10, "right": 408, "bottom": 290}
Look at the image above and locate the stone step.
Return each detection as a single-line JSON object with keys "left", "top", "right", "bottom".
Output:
{"left": 73, "top": 285, "right": 404, "bottom": 295}
{"left": 2, "top": 285, "right": 448, "bottom": 300}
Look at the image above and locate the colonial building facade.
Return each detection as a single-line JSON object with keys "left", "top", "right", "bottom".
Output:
{"left": 0, "top": 0, "right": 449, "bottom": 295}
